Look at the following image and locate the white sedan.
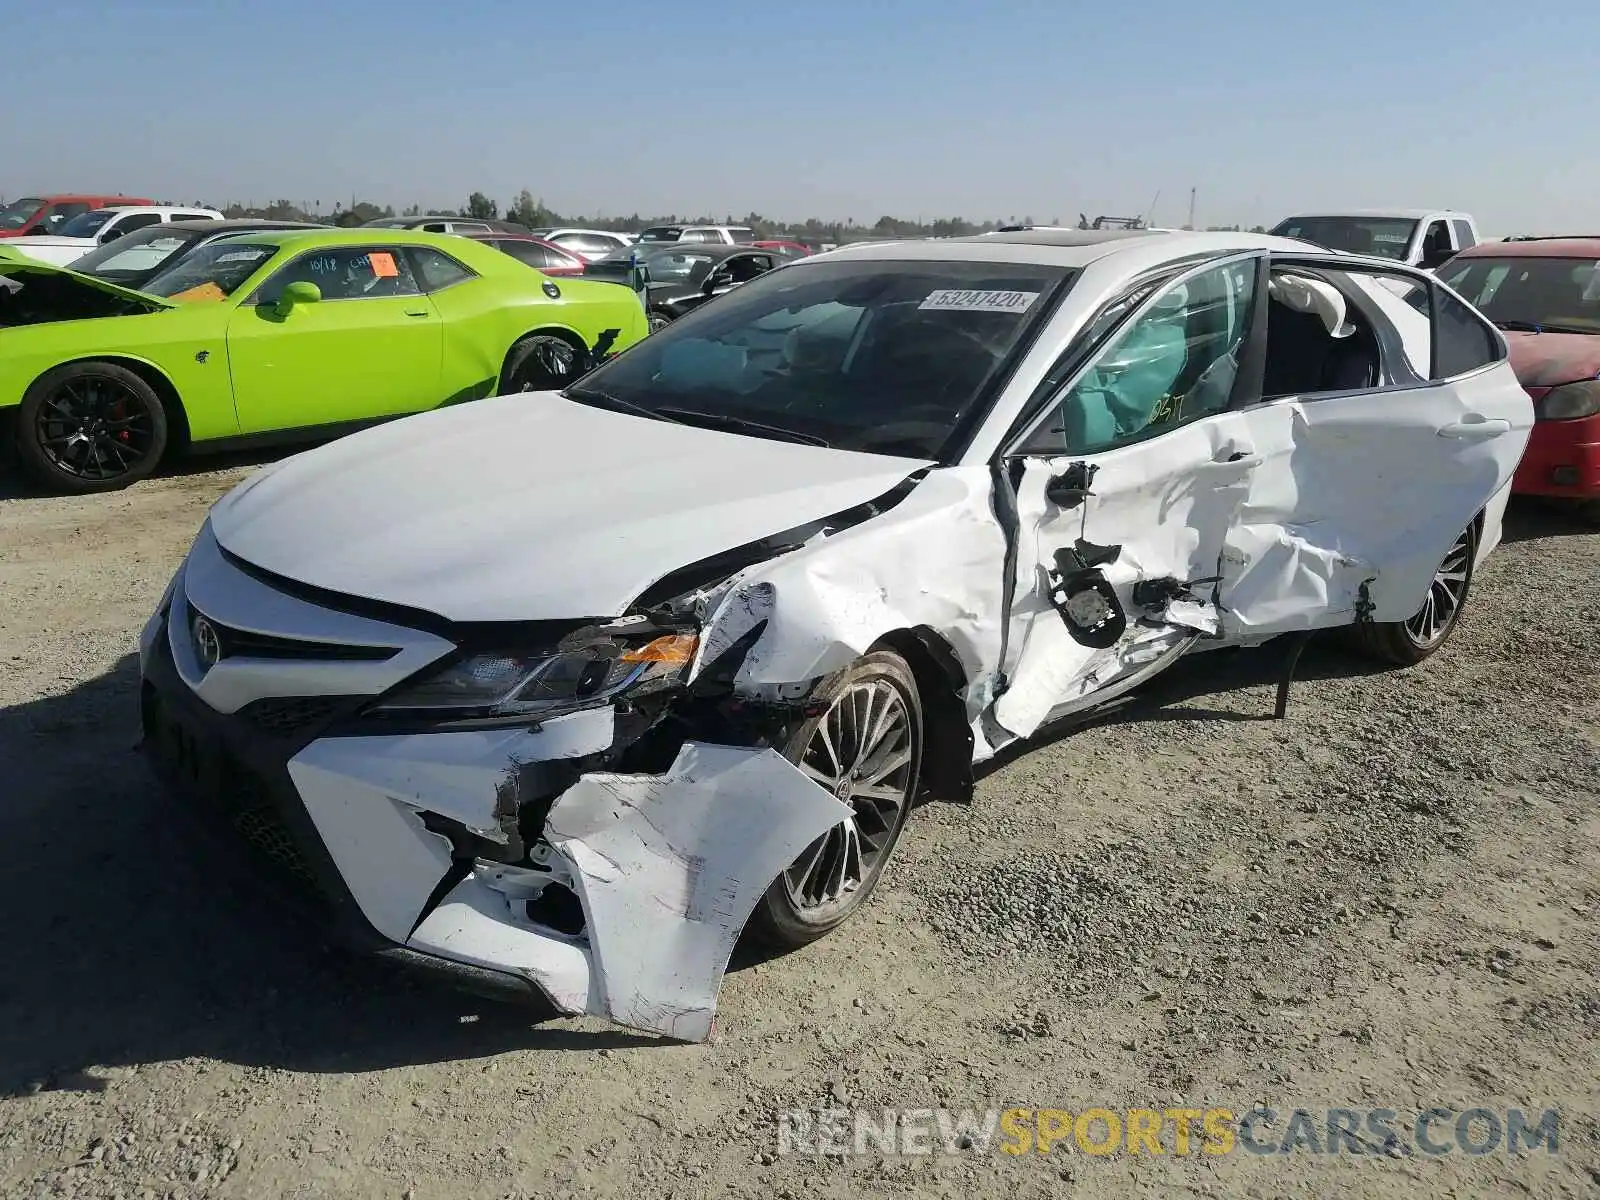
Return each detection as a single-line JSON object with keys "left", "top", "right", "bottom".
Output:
{"left": 139, "top": 230, "right": 1531, "bottom": 1041}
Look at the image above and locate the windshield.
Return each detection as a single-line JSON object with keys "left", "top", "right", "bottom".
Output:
{"left": 0, "top": 198, "right": 46, "bottom": 231}
{"left": 56, "top": 209, "right": 118, "bottom": 239}
{"left": 1270, "top": 216, "right": 1420, "bottom": 260}
{"left": 1437, "top": 256, "right": 1600, "bottom": 333}
{"left": 71, "top": 229, "right": 199, "bottom": 281}
{"left": 141, "top": 241, "right": 279, "bottom": 300}
{"left": 569, "top": 258, "right": 1073, "bottom": 459}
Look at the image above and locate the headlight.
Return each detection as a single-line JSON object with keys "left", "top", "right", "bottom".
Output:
{"left": 373, "top": 632, "right": 698, "bottom": 719}
{"left": 1536, "top": 380, "right": 1600, "bottom": 421}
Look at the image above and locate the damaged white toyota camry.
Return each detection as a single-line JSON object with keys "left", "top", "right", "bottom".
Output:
{"left": 140, "top": 230, "right": 1532, "bottom": 1041}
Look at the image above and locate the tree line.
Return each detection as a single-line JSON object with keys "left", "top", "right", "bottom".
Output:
{"left": 216, "top": 191, "right": 1268, "bottom": 240}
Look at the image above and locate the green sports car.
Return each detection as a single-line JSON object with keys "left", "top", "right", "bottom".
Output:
{"left": 0, "top": 229, "right": 648, "bottom": 492}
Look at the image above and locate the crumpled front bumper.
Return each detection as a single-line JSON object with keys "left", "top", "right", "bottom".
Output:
{"left": 140, "top": 573, "right": 849, "bottom": 1043}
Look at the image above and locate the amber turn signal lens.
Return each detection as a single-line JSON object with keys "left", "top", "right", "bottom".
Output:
{"left": 620, "top": 633, "right": 700, "bottom": 664}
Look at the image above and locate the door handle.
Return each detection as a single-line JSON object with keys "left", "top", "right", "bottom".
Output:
{"left": 1437, "top": 416, "right": 1510, "bottom": 440}
{"left": 403, "top": 308, "right": 430, "bottom": 318}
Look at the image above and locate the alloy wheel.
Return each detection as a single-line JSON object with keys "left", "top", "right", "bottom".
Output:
{"left": 35, "top": 376, "right": 158, "bottom": 482}
{"left": 784, "top": 678, "right": 916, "bottom": 915}
{"left": 1404, "top": 527, "right": 1473, "bottom": 647}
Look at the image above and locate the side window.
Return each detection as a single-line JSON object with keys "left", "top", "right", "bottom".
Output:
{"left": 1021, "top": 259, "right": 1258, "bottom": 456}
{"left": 723, "top": 254, "right": 771, "bottom": 283}
{"left": 256, "top": 246, "right": 421, "bottom": 303}
{"left": 1431, "top": 287, "right": 1501, "bottom": 378}
{"left": 116, "top": 213, "right": 163, "bottom": 233}
{"left": 408, "top": 245, "right": 477, "bottom": 291}
{"left": 41, "top": 203, "right": 89, "bottom": 232}
{"left": 1450, "top": 219, "right": 1476, "bottom": 250}
{"left": 448, "top": 221, "right": 491, "bottom": 233}
{"left": 498, "top": 241, "right": 562, "bottom": 270}
{"left": 1420, "top": 220, "right": 1452, "bottom": 262}
{"left": 420, "top": 222, "right": 449, "bottom": 233}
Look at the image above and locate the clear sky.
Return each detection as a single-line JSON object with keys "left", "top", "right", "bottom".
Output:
{"left": 4, "top": 0, "right": 1593, "bottom": 234}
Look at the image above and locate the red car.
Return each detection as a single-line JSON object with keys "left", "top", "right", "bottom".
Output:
{"left": 1437, "top": 237, "right": 1600, "bottom": 521}
{"left": 459, "top": 231, "right": 587, "bottom": 276}
{"left": 0, "top": 193, "right": 154, "bottom": 238}
{"left": 752, "top": 239, "right": 813, "bottom": 258}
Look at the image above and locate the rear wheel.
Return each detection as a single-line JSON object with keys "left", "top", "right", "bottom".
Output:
{"left": 1351, "top": 522, "right": 1476, "bottom": 665}
{"left": 500, "top": 334, "right": 585, "bottom": 393}
{"left": 747, "top": 651, "right": 923, "bottom": 950}
{"left": 15, "top": 361, "right": 169, "bottom": 494}
{"left": 647, "top": 310, "right": 672, "bottom": 333}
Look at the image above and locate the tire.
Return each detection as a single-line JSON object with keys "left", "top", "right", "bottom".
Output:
{"left": 15, "top": 361, "right": 169, "bottom": 494}
{"left": 647, "top": 310, "right": 672, "bottom": 333}
{"left": 500, "top": 334, "right": 585, "bottom": 394}
{"left": 747, "top": 650, "right": 924, "bottom": 950}
{"left": 1579, "top": 499, "right": 1600, "bottom": 527}
{"left": 1351, "top": 522, "right": 1476, "bottom": 666}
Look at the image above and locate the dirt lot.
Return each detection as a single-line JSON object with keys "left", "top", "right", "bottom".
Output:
{"left": 1, "top": 460, "right": 1597, "bottom": 1200}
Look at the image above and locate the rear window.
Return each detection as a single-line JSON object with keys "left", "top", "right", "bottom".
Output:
{"left": 728, "top": 227, "right": 756, "bottom": 244}
{"left": 639, "top": 227, "right": 683, "bottom": 242}
{"left": 570, "top": 258, "right": 1074, "bottom": 460}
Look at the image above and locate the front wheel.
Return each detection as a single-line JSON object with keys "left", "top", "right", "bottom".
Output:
{"left": 1351, "top": 522, "right": 1476, "bottom": 665}
{"left": 15, "top": 361, "right": 169, "bottom": 494}
{"left": 647, "top": 310, "right": 672, "bottom": 333}
{"left": 747, "top": 651, "right": 923, "bottom": 950}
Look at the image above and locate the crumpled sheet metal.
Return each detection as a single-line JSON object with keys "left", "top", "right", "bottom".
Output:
{"left": 406, "top": 742, "right": 849, "bottom": 1042}
{"left": 542, "top": 743, "right": 850, "bottom": 1041}
{"left": 695, "top": 467, "right": 1006, "bottom": 721}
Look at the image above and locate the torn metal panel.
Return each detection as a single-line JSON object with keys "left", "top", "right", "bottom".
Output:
{"left": 703, "top": 468, "right": 1007, "bottom": 723}
{"left": 543, "top": 744, "right": 851, "bottom": 1042}
{"left": 992, "top": 419, "right": 1256, "bottom": 739}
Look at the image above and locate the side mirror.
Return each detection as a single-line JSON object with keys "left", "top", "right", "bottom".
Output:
{"left": 704, "top": 269, "right": 733, "bottom": 293}
{"left": 99, "top": 226, "right": 126, "bottom": 244}
{"left": 273, "top": 280, "right": 321, "bottom": 316}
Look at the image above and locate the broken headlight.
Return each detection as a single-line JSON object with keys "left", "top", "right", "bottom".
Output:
{"left": 1535, "top": 380, "right": 1600, "bottom": 421}
{"left": 373, "top": 633, "right": 698, "bottom": 719}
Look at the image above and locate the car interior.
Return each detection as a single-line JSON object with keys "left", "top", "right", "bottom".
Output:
{"left": 1261, "top": 269, "right": 1381, "bottom": 397}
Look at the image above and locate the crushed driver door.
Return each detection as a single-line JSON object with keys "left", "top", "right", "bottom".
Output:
{"left": 1218, "top": 256, "right": 1533, "bottom": 638}
{"left": 989, "top": 252, "right": 1269, "bottom": 741}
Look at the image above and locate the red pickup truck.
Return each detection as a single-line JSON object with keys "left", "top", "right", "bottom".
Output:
{"left": 0, "top": 193, "right": 154, "bottom": 238}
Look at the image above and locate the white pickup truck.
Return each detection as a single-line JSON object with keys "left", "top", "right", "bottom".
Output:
{"left": 1268, "top": 209, "right": 1481, "bottom": 269}
{"left": 7, "top": 204, "right": 224, "bottom": 267}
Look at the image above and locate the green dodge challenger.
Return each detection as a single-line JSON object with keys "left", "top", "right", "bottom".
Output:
{"left": 0, "top": 229, "right": 648, "bottom": 492}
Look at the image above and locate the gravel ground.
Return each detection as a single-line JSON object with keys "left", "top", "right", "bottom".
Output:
{"left": 1, "top": 459, "right": 1597, "bottom": 1200}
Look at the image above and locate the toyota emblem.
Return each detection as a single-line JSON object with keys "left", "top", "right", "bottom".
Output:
{"left": 193, "top": 616, "right": 222, "bottom": 670}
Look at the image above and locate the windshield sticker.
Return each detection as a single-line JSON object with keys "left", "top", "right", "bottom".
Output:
{"left": 171, "top": 282, "right": 227, "bottom": 304}
{"left": 369, "top": 251, "right": 399, "bottom": 278}
{"left": 919, "top": 289, "right": 1039, "bottom": 314}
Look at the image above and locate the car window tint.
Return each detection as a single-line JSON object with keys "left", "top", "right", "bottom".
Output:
{"left": 117, "top": 213, "right": 164, "bottom": 233}
{"left": 1431, "top": 286, "right": 1501, "bottom": 378}
{"left": 722, "top": 255, "right": 772, "bottom": 284}
{"left": 408, "top": 245, "right": 476, "bottom": 291}
{"left": 497, "top": 241, "right": 563, "bottom": 269}
{"left": 259, "top": 246, "right": 421, "bottom": 302}
{"left": 1022, "top": 258, "right": 1257, "bottom": 456}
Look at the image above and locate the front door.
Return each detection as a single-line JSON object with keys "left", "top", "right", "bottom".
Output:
{"left": 226, "top": 245, "right": 444, "bottom": 433}
{"left": 990, "top": 253, "right": 1266, "bottom": 741}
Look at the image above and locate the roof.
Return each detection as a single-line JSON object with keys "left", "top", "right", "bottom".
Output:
{"left": 1278, "top": 209, "right": 1470, "bottom": 221}
{"left": 1456, "top": 236, "right": 1600, "bottom": 259}
{"left": 215, "top": 228, "right": 497, "bottom": 251}
{"left": 795, "top": 229, "right": 1318, "bottom": 270}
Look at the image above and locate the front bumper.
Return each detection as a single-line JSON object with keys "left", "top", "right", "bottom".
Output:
{"left": 1512, "top": 411, "right": 1600, "bottom": 499}
{"left": 139, "top": 533, "right": 848, "bottom": 1041}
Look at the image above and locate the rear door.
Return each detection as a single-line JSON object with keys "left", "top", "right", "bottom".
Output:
{"left": 1218, "top": 256, "right": 1532, "bottom": 637}
{"left": 990, "top": 252, "right": 1267, "bottom": 739}
{"left": 225, "top": 245, "right": 443, "bottom": 432}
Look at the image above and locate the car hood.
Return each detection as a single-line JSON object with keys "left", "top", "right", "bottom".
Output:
{"left": 207, "top": 393, "right": 932, "bottom": 623}
{"left": 1503, "top": 330, "right": 1600, "bottom": 390}
{"left": 0, "top": 248, "right": 176, "bottom": 309}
